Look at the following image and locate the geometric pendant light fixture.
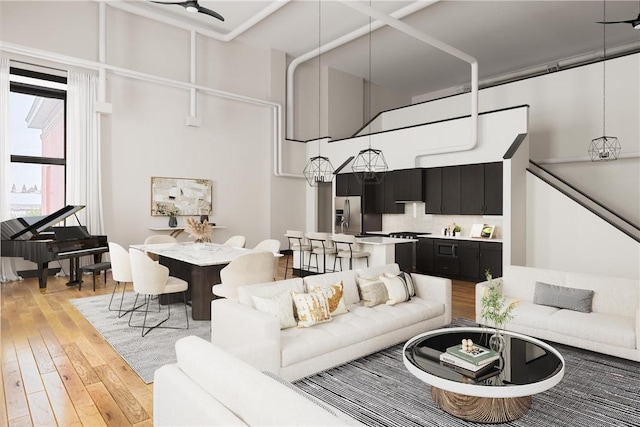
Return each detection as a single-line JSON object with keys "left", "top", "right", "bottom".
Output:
{"left": 304, "top": 0, "right": 334, "bottom": 186}
{"left": 589, "top": 0, "right": 621, "bottom": 161}
{"left": 352, "top": 3, "right": 388, "bottom": 183}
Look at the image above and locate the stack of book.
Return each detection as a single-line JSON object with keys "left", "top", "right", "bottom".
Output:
{"left": 439, "top": 343, "right": 500, "bottom": 379}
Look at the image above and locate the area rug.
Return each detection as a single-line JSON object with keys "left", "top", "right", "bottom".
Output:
{"left": 295, "top": 319, "right": 640, "bottom": 427}
{"left": 71, "top": 292, "right": 210, "bottom": 384}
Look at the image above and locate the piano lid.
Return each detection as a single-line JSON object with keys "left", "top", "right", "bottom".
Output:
{"left": 1, "top": 205, "right": 85, "bottom": 241}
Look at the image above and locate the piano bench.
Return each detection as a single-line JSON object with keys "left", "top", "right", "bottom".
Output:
{"left": 80, "top": 262, "right": 112, "bottom": 291}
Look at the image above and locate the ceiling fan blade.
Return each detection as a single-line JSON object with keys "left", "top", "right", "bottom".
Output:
{"left": 196, "top": 5, "right": 225, "bottom": 22}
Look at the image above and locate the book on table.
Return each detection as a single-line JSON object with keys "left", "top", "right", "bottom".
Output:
{"left": 439, "top": 352, "right": 497, "bottom": 372}
{"left": 439, "top": 356, "right": 501, "bottom": 380}
{"left": 445, "top": 343, "right": 499, "bottom": 366}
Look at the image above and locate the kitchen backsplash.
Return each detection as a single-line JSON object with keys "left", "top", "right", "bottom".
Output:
{"left": 381, "top": 202, "right": 503, "bottom": 239}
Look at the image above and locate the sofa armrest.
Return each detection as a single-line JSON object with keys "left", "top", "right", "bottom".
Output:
{"left": 211, "top": 299, "right": 281, "bottom": 355}
{"left": 411, "top": 273, "right": 452, "bottom": 324}
{"left": 636, "top": 308, "right": 640, "bottom": 351}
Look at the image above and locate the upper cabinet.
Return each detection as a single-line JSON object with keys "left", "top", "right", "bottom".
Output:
{"left": 460, "top": 162, "right": 503, "bottom": 215}
{"left": 335, "top": 173, "right": 362, "bottom": 197}
{"left": 394, "top": 168, "right": 425, "bottom": 202}
{"left": 362, "top": 171, "right": 404, "bottom": 214}
{"left": 425, "top": 166, "right": 461, "bottom": 214}
{"left": 426, "top": 162, "right": 502, "bottom": 216}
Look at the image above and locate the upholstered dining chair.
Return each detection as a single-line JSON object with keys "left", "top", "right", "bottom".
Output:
{"left": 212, "top": 251, "right": 275, "bottom": 299}
{"left": 253, "top": 239, "right": 281, "bottom": 279}
{"left": 107, "top": 242, "right": 143, "bottom": 318}
{"left": 143, "top": 235, "right": 178, "bottom": 261}
{"left": 223, "top": 235, "right": 246, "bottom": 248}
{"left": 128, "top": 248, "right": 189, "bottom": 337}
{"left": 332, "top": 233, "right": 370, "bottom": 271}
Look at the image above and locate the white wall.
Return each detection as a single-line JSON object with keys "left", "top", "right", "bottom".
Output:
{"left": 527, "top": 173, "right": 639, "bottom": 280}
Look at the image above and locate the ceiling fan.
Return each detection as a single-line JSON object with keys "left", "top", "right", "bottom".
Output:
{"left": 597, "top": 12, "right": 640, "bottom": 29}
{"left": 150, "top": 1, "right": 225, "bottom": 22}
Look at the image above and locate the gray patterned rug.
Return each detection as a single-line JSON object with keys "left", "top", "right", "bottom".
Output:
{"left": 71, "top": 292, "right": 211, "bottom": 384}
{"left": 295, "top": 319, "right": 640, "bottom": 426}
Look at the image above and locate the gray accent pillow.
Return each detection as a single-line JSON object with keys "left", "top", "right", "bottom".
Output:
{"left": 533, "top": 281, "right": 594, "bottom": 313}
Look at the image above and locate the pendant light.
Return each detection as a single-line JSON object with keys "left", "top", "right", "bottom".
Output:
{"left": 352, "top": 1, "right": 387, "bottom": 184}
{"left": 304, "top": 0, "right": 334, "bottom": 186}
{"left": 589, "top": 0, "right": 621, "bottom": 161}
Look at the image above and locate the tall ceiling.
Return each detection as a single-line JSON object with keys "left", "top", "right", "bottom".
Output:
{"left": 121, "top": 0, "right": 640, "bottom": 98}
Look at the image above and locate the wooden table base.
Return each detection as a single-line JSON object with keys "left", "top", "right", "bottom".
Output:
{"left": 431, "top": 387, "right": 532, "bottom": 423}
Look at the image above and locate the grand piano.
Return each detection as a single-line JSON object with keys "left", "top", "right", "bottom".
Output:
{"left": 1, "top": 205, "right": 108, "bottom": 291}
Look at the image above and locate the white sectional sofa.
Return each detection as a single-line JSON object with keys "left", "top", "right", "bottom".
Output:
{"left": 475, "top": 265, "right": 640, "bottom": 362}
{"left": 211, "top": 263, "right": 452, "bottom": 381}
{"left": 154, "top": 336, "right": 363, "bottom": 426}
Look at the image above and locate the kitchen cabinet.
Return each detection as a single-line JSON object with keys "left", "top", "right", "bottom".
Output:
{"left": 458, "top": 240, "right": 480, "bottom": 279}
{"left": 479, "top": 241, "right": 503, "bottom": 279}
{"left": 416, "top": 238, "right": 434, "bottom": 274}
{"left": 424, "top": 168, "right": 443, "bottom": 214}
{"left": 394, "top": 168, "right": 425, "bottom": 202}
{"left": 336, "top": 173, "right": 362, "bottom": 197}
{"left": 383, "top": 171, "right": 405, "bottom": 213}
{"left": 460, "top": 162, "right": 503, "bottom": 215}
{"left": 424, "top": 166, "right": 461, "bottom": 215}
{"left": 366, "top": 171, "right": 404, "bottom": 214}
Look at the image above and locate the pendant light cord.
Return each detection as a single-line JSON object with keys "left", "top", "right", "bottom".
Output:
{"left": 602, "top": 0, "right": 607, "bottom": 136}
{"left": 367, "top": 0, "right": 372, "bottom": 150}
{"left": 318, "top": 0, "right": 322, "bottom": 156}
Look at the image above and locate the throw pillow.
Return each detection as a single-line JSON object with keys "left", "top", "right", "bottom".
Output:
{"left": 381, "top": 273, "right": 413, "bottom": 305}
{"left": 533, "top": 282, "right": 595, "bottom": 313}
{"left": 384, "top": 272, "right": 415, "bottom": 297}
{"left": 291, "top": 291, "right": 332, "bottom": 328}
{"left": 310, "top": 281, "right": 349, "bottom": 316}
{"left": 252, "top": 291, "right": 297, "bottom": 329}
{"left": 356, "top": 277, "right": 389, "bottom": 307}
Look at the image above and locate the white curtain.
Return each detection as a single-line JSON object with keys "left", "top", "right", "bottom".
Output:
{"left": 0, "top": 57, "right": 21, "bottom": 282}
{"left": 66, "top": 71, "right": 104, "bottom": 236}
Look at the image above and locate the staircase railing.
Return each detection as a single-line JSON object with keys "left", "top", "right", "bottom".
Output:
{"left": 527, "top": 160, "right": 640, "bottom": 243}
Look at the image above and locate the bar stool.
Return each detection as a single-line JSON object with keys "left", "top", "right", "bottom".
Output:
{"left": 306, "top": 232, "right": 337, "bottom": 274}
{"left": 284, "top": 230, "right": 310, "bottom": 277}
{"left": 332, "top": 233, "right": 370, "bottom": 271}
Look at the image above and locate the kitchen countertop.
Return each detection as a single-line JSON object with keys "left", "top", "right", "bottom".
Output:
{"left": 417, "top": 234, "right": 503, "bottom": 243}
{"left": 355, "top": 236, "right": 418, "bottom": 245}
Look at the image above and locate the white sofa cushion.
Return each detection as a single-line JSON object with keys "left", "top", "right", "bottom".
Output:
{"left": 280, "top": 297, "right": 444, "bottom": 367}
{"left": 304, "top": 271, "right": 359, "bottom": 305}
{"left": 502, "top": 265, "right": 568, "bottom": 301}
{"left": 548, "top": 310, "right": 636, "bottom": 349}
{"left": 238, "top": 278, "right": 304, "bottom": 308}
{"left": 252, "top": 291, "right": 297, "bottom": 329}
{"left": 566, "top": 272, "right": 639, "bottom": 317}
{"left": 509, "top": 300, "right": 560, "bottom": 331}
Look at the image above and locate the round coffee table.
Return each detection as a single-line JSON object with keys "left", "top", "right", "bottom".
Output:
{"left": 403, "top": 327, "right": 564, "bottom": 423}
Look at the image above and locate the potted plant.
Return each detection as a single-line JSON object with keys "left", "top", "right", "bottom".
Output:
{"left": 480, "top": 270, "right": 520, "bottom": 352}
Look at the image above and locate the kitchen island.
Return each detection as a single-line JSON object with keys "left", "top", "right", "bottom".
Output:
{"left": 292, "top": 235, "right": 417, "bottom": 274}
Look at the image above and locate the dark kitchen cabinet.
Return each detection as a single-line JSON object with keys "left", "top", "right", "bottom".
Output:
{"left": 484, "top": 162, "right": 503, "bottom": 215}
{"left": 441, "top": 166, "right": 461, "bottom": 214}
{"left": 394, "top": 168, "right": 425, "bottom": 202}
{"left": 479, "top": 241, "right": 503, "bottom": 279}
{"left": 460, "top": 164, "right": 485, "bottom": 215}
{"left": 424, "top": 166, "right": 460, "bottom": 214}
{"left": 384, "top": 171, "right": 405, "bottom": 213}
{"left": 362, "top": 171, "right": 403, "bottom": 214}
{"left": 336, "top": 173, "right": 362, "bottom": 197}
{"left": 458, "top": 240, "right": 480, "bottom": 280}
{"left": 416, "top": 238, "right": 434, "bottom": 274}
{"left": 460, "top": 162, "right": 503, "bottom": 215}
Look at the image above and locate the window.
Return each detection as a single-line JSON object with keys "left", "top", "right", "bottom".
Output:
{"left": 8, "top": 68, "right": 67, "bottom": 218}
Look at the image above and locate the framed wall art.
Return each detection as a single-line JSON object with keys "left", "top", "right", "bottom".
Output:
{"left": 151, "top": 177, "right": 213, "bottom": 216}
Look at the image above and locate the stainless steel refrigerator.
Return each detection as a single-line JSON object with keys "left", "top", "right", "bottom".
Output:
{"left": 335, "top": 196, "right": 362, "bottom": 235}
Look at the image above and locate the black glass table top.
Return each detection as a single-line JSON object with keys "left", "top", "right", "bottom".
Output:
{"left": 404, "top": 327, "right": 564, "bottom": 389}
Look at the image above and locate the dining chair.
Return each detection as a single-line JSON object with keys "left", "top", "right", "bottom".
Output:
{"left": 107, "top": 242, "right": 143, "bottom": 318}
{"left": 332, "top": 233, "right": 370, "bottom": 271}
{"left": 212, "top": 251, "right": 275, "bottom": 299}
{"left": 253, "top": 239, "right": 281, "bottom": 279}
{"left": 143, "top": 235, "right": 178, "bottom": 261}
{"left": 128, "top": 248, "right": 189, "bottom": 337}
{"left": 223, "top": 235, "right": 246, "bottom": 248}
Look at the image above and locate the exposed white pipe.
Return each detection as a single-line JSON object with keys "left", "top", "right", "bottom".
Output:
{"left": 98, "top": 1, "right": 106, "bottom": 101}
{"left": 285, "top": 0, "right": 441, "bottom": 139}
{"left": 189, "top": 30, "right": 197, "bottom": 119}
{"left": 339, "top": 1, "right": 478, "bottom": 167}
{"left": 104, "top": 0, "right": 291, "bottom": 43}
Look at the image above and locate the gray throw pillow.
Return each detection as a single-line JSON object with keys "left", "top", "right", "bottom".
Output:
{"left": 533, "top": 281, "right": 594, "bottom": 313}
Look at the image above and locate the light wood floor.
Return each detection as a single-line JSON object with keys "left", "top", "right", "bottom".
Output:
{"left": 1, "top": 259, "right": 476, "bottom": 426}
